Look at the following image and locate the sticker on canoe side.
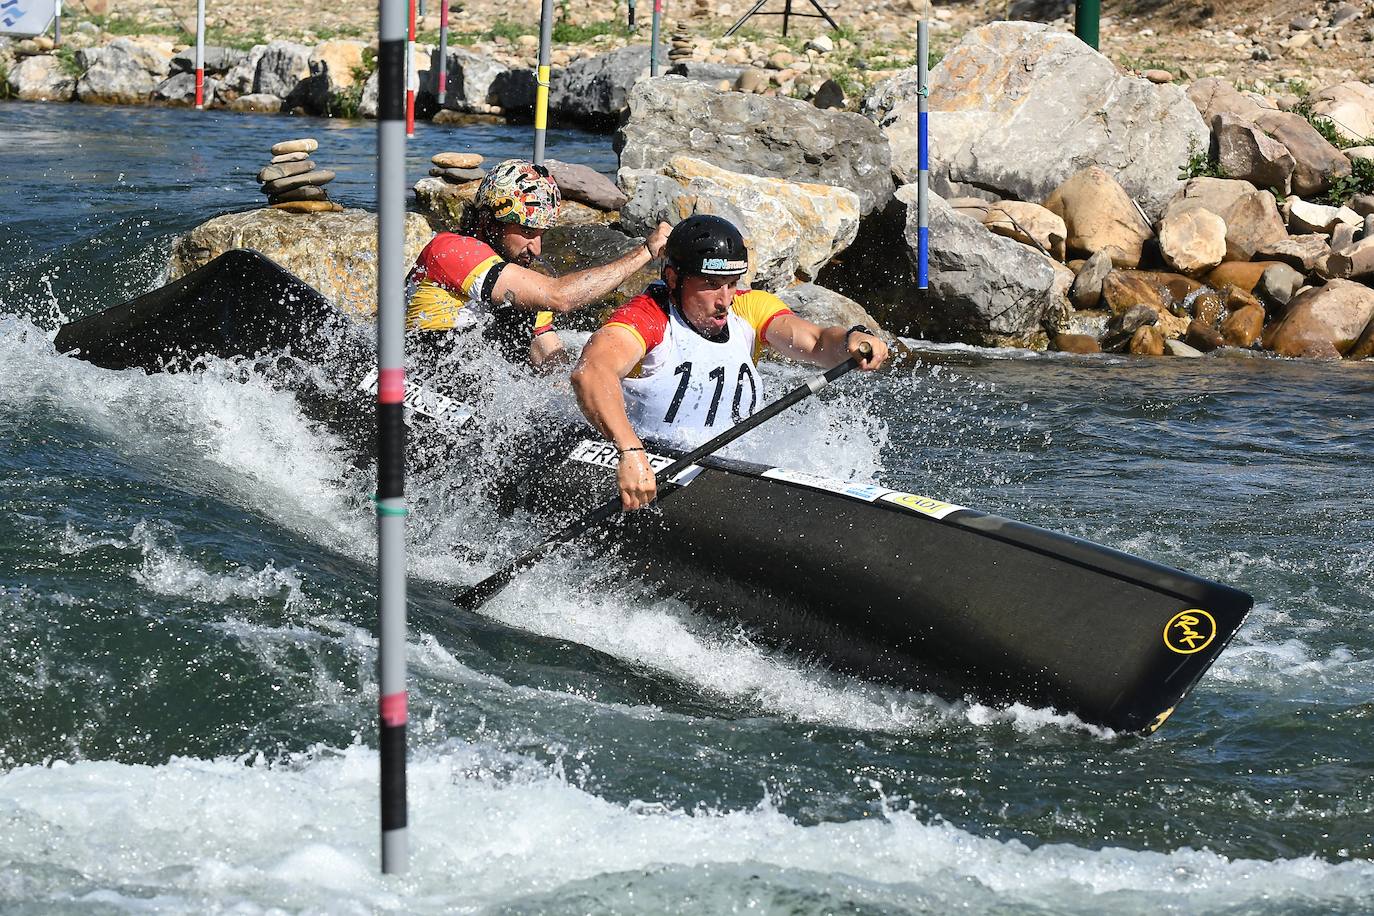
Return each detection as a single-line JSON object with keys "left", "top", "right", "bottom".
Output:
{"left": 356, "top": 368, "right": 474, "bottom": 431}
{"left": 761, "top": 468, "right": 889, "bottom": 502}
{"left": 1163, "top": 609, "right": 1217, "bottom": 655}
{"left": 568, "top": 440, "right": 702, "bottom": 484}
{"left": 880, "top": 491, "right": 966, "bottom": 519}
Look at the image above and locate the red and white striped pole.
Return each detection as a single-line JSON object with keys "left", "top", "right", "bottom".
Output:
{"left": 405, "top": 0, "right": 417, "bottom": 136}
{"left": 437, "top": 0, "right": 449, "bottom": 105}
{"left": 376, "top": 0, "right": 410, "bottom": 875}
{"left": 194, "top": 0, "right": 205, "bottom": 109}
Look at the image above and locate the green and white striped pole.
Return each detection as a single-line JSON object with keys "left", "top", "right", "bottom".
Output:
{"left": 376, "top": 0, "right": 410, "bottom": 876}
{"left": 533, "top": 0, "right": 554, "bottom": 164}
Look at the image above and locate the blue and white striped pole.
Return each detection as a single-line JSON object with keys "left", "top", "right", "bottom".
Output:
{"left": 376, "top": 0, "right": 410, "bottom": 876}
{"left": 917, "top": 19, "right": 929, "bottom": 290}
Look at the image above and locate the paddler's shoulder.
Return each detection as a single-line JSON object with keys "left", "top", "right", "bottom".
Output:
{"left": 730, "top": 288, "right": 793, "bottom": 332}
{"left": 416, "top": 231, "right": 500, "bottom": 267}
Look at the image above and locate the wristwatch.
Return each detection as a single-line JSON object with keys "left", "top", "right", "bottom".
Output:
{"left": 845, "top": 324, "right": 872, "bottom": 347}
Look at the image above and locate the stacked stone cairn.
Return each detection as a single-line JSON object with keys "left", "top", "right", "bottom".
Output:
{"left": 429, "top": 152, "right": 486, "bottom": 185}
{"left": 668, "top": 25, "right": 694, "bottom": 64}
{"left": 258, "top": 138, "right": 341, "bottom": 213}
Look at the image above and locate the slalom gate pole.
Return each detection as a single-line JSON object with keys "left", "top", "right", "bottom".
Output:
{"left": 917, "top": 18, "right": 929, "bottom": 290}
{"left": 437, "top": 0, "right": 449, "bottom": 105}
{"left": 406, "top": 0, "right": 417, "bottom": 136}
{"left": 649, "top": 0, "right": 662, "bottom": 76}
{"left": 194, "top": 0, "right": 206, "bottom": 109}
{"left": 533, "top": 0, "right": 554, "bottom": 164}
{"left": 53, "top": 0, "right": 62, "bottom": 45}
{"left": 376, "top": 0, "right": 410, "bottom": 876}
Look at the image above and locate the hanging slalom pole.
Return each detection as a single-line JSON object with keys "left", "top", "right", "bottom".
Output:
{"left": 628, "top": 0, "right": 636, "bottom": 28}
{"left": 649, "top": 0, "right": 662, "bottom": 76}
{"left": 194, "top": 0, "right": 206, "bottom": 109}
{"left": 376, "top": 0, "right": 410, "bottom": 877}
{"left": 917, "top": 18, "right": 929, "bottom": 290}
{"left": 406, "top": 0, "right": 417, "bottom": 136}
{"left": 437, "top": 0, "right": 449, "bottom": 105}
{"left": 53, "top": 0, "right": 62, "bottom": 46}
{"left": 533, "top": 0, "right": 554, "bottom": 164}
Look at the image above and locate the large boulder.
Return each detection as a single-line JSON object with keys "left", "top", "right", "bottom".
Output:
{"left": 75, "top": 38, "right": 171, "bottom": 104}
{"left": 549, "top": 44, "right": 667, "bottom": 127}
{"left": 775, "top": 283, "right": 887, "bottom": 336}
{"left": 6, "top": 54, "right": 76, "bottom": 101}
{"left": 1252, "top": 110, "right": 1351, "bottom": 198}
{"left": 905, "top": 187, "right": 1059, "bottom": 347}
{"left": 1308, "top": 82, "right": 1374, "bottom": 145}
{"left": 616, "top": 75, "right": 893, "bottom": 216}
{"left": 419, "top": 46, "right": 505, "bottom": 114}
{"left": 1158, "top": 208, "right": 1227, "bottom": 275}
{"left": 252, "top": 40, "right": 311, "bottom": 99}
{"left": 1212, "top": 113, "right": 1296, "bottom": 193}
{"left": 664, "top": 156, "right": 861, "bottom": 282}
{"left": 1043, "top": 167, "right": 1153, "bottom": 268}
{"left": 170, "top": 46, "right": 246, "bottom": 76}
{"left": 536, "top": 224, "right": 659, "bottom": 316}
{"left": 152, "top": 70, "right": 219, "bottom": 107}
{"left": 1264, "top": 280, "right": 1374, "bottom": 357}
{"left": 222, "top": 44, "right": 267, "bottom": 96}
{"left": 168, "top": 208, "right": 433, "bottom": 318}
{"left": 981, "top": 200, "right": 1066, "bottom": 260}
{"left": 309, "top": 40, "right": 368, "bottom": 91}
{"left": 1162, "top": 177, "right": 1288, "bottom": 262}
{"left": 874, "top": 22, "right": 1207, "bottom": 220}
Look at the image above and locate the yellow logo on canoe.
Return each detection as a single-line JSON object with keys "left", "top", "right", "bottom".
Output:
{"left": 880, "top": 492, "right": 964, "bottom": 519}
{"left": 1164, "top": 609, "right": 1217, "bottom": 655}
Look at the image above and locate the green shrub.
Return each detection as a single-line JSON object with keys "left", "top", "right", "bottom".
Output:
{"left": 0, "top": 61, "right": 13, "bottom": 100}
{"left": 1319, "top": 156, "right": 1374, "bottom": 206}
{"left": 1178, "top": 143, "right": 1227, "bottom": 181}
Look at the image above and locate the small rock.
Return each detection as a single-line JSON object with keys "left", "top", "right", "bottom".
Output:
{"left": 229, "top": 93, "right": 283, "bottom": 113}
{"left": 812, "top": 79, "right": 844, "bottom": 110}
{"left": 1165, "top": 339, "right": 1204, "bottom": 357}
{"left": 1288, "top": 198, "right": 1345, "bottom": 235}
{"left": 268, "top": 185, "right": 329, "bottom": 203}
{"left": 767, "top": 51, "right": 794, "bottom": 70}
{"left": 736, "top": 68, "right": 769, "bottom": 93}
{"left": 805, "top": 35, "right": 834, "bottom": 54}
{"left": 257, "top": 160, "right": 316, "bottom": 183}
{"left": 1043, "top": 166, "right": 1153, "bottom": 268}
{"left": 982, "top": 201, "right": 1067, "bottom": 260}
{"left": 1220, "top": 303, "right": 1265, "bottom": 347}
{"left": 271, "top": 151, "right": 310, "bottom": 164}
{"left": 1186, "top": 319, "right": 1224, "bottom": 351}
{"left": 1257, "top": 233, "right": 1332, "bottom": 271}
{"left": 1141, "top": 69, "right": 1174, "bottom": 84}
{"left": 1257, "top": 263, "right": 1305, "bottom": 306}
{"left": 429, "top": 166, "right": 486, "bottom": 183}
{"left": 546, "top": 159, "right": 628, "bottom": 211}
{"left": 1333, "top": 222, "right": 1359, "bottom": 252}
{"left": 1069, "top": 249, "right": 1114, "bottom": 309}
{"left": 1326, "top": 235, "right": 1374, "bottom": 279}
{"left": 432, "top": 152, "right": 484, "bottom": 169}
{"left": 270, "top": 200, "right": 344, "bottom": 213}
{"left": 1264, "top": 279, "right": 1374, "bottom": 356}
{"left": 1052, "top": 332, "right": 1101, "bottom": 354}
{"left": 271, "top": 138, "right": 318, "bottom": 155}
{"left": 1130, "top": 325, "right": 1166, "bottom": 355}
{"left": 261, "top": 169, "right": 336, "bottom": 195}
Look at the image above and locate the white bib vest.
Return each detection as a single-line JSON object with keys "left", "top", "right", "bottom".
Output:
{"left": 623, "top": 303, "right": 766, "bottom": 449}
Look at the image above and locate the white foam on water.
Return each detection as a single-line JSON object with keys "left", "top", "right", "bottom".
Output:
{"left": 0, "top": 747, "right": 1369, "bottom": 914}
{"left": 474, "top": 568, "right": 1113, "bottom": 739}
{"left": 0, "top": 316, "right": 372, "bottom": 559}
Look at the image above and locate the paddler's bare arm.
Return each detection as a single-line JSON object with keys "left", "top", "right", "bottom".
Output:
{"left": 492, "top": 222, "right": 671, "bottom": 315}
{"left": 763, "top": 313, "right": 889, "bottom": 371}
{"left": 570, "top": 325, "right": 658, "bottom": 511}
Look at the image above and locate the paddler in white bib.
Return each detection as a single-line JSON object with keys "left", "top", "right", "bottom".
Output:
{"left": 571, "top": 214, "right": 888, "bottom": 510}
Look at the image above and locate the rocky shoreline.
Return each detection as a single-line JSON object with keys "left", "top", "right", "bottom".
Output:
{"left": 8, "top": 6, "right": 1374, "bottom": 361}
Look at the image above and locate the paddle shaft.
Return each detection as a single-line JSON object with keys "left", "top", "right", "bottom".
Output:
{"left": 454, "top": 344, "right": 872, "bottom": 610}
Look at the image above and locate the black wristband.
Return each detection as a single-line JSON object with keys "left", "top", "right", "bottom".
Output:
{"left": 846, "top": 324, "right": 872, "bottom": 346}
{"left": 618, "top": 446, "right": 645, "bottom": 454}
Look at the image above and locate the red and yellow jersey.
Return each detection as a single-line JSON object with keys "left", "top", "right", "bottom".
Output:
{"left": 604, "top": 285, "right": 792, "bottom": 367}
{"left": 405, "top": 232, "right": 556, "bottom": 335}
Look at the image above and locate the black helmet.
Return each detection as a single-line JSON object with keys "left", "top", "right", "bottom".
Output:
{"left": 665, "top": 215, "right": 748, "bottom": 277}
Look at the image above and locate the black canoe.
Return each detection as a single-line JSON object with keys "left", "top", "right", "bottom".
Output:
{"left": 56, "top": 249, "right": 1253, "bottom": 733}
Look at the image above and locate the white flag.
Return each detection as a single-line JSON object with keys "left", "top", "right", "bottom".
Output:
{"left": 0, "top": 0, "right": 57, "bottom": 37}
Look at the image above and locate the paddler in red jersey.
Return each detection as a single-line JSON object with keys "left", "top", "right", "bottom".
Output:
{"left": 571, "top": 214, "right": 889, "bottom": 510}
{"left": 407, "top": 159, "right": 671, "bottom": 371}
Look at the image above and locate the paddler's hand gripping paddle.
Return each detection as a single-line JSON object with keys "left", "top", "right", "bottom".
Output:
{"left": 453, "top": 342, "right": 875, "bottom": 612}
